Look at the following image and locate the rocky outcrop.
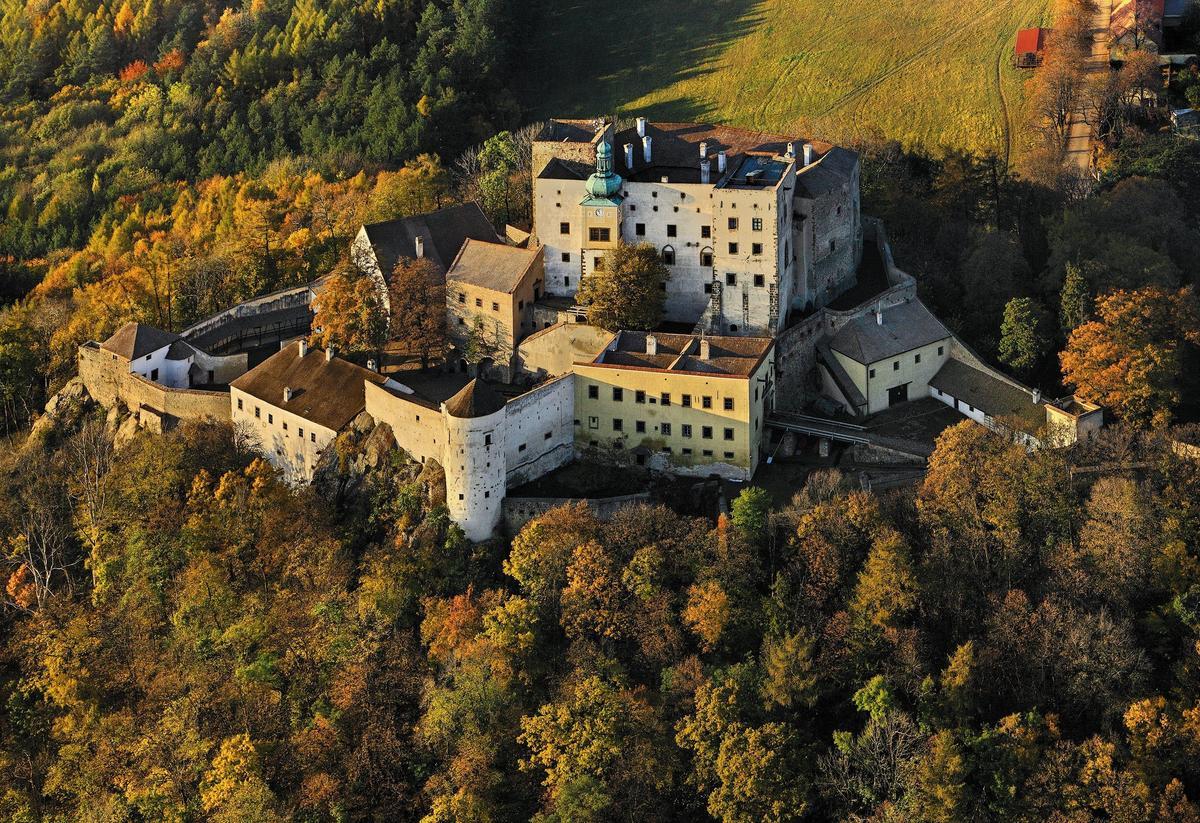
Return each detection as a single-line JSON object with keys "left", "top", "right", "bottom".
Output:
{"left": 24, "top": 377, "right": 96, "bottom": 451}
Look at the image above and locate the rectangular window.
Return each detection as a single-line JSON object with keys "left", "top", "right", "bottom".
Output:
{"left": 237, "top": 398, "right": 243, "bottom": 410}
{"left": 298, "top": 428, "right": 304, "bottom": 438}
{"left": 491, "top": 302, "right": 499, "bottom": 312}
{"left": 702, "top": 426, "right": 713, "bottom": 439}
{"left": 588, "top": 385, "right": 599, "bottom": 399}
{"left": 661, "top": 422, "right": 671, "bottom": 436}
{"left": 518, "top": 443, "right": 527, "bottom": 452}
{"left": 594, "top": 257, "right": 603, "bottom": 270}
{"left": 518, "top": 300, "right": 524, "bottom": 310}
{"left": 589, "top": 416, "right": 599, "bottom": 429}
{"left": 728, "top": 217, "right": 738, "bottom": 230}
{"left": 612, "top": 387, "right": 623, "bottom": 401}
{"left": 703, "top": 449, "right": 714, "bottom": 457}
{"left": 268, "top": 413, "right": 273, "bottom": 424}
{"left": 726, "top": 272, "right": 737, "bottom": 286}
{"left": 683, "top": 448, "right": 693, "bottom": 455}
{"left": 724, "top": 451, "right": 735, "bottom": 459}
{"left": 475, "top": 298, "right": 482, "bottom": 307}
{"left": 282, "top": 421, "right": 288, "bottom": 432}
{"left": 938, "top": 345, "right": 945, "bottom": 356}
{"left": 704, "top": 283, "right": 713, "bottom": 294}
{"left": 457, "top": 292, "right": 465, "bottom": 303}
{"left": 893, "top": 361, "right": 899, "bottom": 371}
{"left": 724, "top": 428, "right": 735, "bottom": 441}
{"left": 728, "top": 242, "right": 738, "bottom": 255}
{"left": 485, "top": 433, "right": 492, "bottom": 446}
{"left": 613, "top": 418, "right": 623, "bottom": 432}
{"left": 869, "top": 368, "right": 876, "bottom": 378}
{"left": 666, "top": 224, "right": 677, "bottom": 237}
{"left": 701, "top": 225, "right": 711, "bottom": 238}
{"left": 562, "top": 252, "right": 571, "bottom": 262}
{"left": 564, "top": 276, "right": 570, "bottom": 287}
{"left": 752, "top": 243, "right": 763, "bottom": 256}
{"left": 752, "top": 217, "right": 763, "bottom": 231}
{"left": 588, "top": 227, "right": 611, "bottom": 242}
{"left": 634, "top": 390, "right": 646, "bottom": 404}
{"left": 150, "top": 368, "right": 159, "bottom": 381}
{"left": 635, "top": 223, "right": 646, "bottom": 236}
{"left": 310, "top": 432, "right": 316, "bottom": 443}
{"left": 701, "top": 251, "right": 713, "bottom": 267}
{"left": 662, "top": 248, "right": 675, "bottom": 265}
{"left": 255, "top": 406, "right": 261, "bottom": 418}
{"left": 544, "top": 431, "right": 552, "bottom": 439}
{"left": 724, "top": 398, "right": 734, "bottom": 411}
{"left": 702, "top": 396, "right": 712, "bottom": 409}
{"left": 915, "top": 353, "right": 921, "bottom": 364}
{"left": 660, "top": 392, "right": 670, "bottom": 406}
{"left": 754, "top": 274, "right": 765, "bottom": 287}
{"left": 560, "top": 222, "right": 570, "bottom": 234}
{"left": 682, "top": 424, "right": 692, "bottom": 438}
{"left": 682, "top": 394, "right": 691, "bottom": 407}
{"left": 636, "top": 420, "right": 646, "bottom": 433}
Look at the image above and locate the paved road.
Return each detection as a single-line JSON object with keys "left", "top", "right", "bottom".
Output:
{"left": 1064, "top": 1, "right": 1114, "bottom": 173}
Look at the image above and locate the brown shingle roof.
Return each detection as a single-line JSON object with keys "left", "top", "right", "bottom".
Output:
{"left": 929, "top": 358, "right": 1045, "bottom": 434}
{"left": 231, "top": 342, "right": 386, "bottom": 433}
{"left": 100, "top": 322, "right": 180, "bottom": 360}
{"left": 444, "top": 379, "right": 505, "bottom": 418}
{"left": 446, "top": 240, "right": 540, "bottom": 294}
{"left": 594, "top": 331, "right": 772, "bottom": 377}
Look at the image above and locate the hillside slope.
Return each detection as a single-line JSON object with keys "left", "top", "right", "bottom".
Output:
{"left": 518, "top": 0, "right": 1052, "bottom": 160}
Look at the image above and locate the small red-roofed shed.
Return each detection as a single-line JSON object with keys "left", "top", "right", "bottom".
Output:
{"left": 1015, "top": 27, "right": 1050, "bottom": 68}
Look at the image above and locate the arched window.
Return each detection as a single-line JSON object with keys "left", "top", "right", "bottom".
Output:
{"left": 661, "top": 245, "right": 675, "bottom": 265}
{"left": 700, "top": 246, "right": 713, "bottom": 267}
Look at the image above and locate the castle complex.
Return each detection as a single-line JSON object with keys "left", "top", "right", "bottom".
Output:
{"left": 75, "top": 117, "right": 1104, "bottom": 542}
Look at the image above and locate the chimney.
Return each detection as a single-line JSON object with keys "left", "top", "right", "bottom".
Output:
{"left": 717, "top": 151, "right": 727, "bottom": 173}
{"left": 786, "top": 141, "right": 795, "bottom": 158}
{"left": 646, "top": 334, "right": 657, "bottom": 355}
{"left": 1032, "top": 389, "right": 1042, "bottom": 405}
{"left": 802, "top": 143, "right": 814, "bottom": 165}
{"left": 876, "top": 307, "right": 884, "bottom": 326}
{"left": 636, "top": 116, "right": 647, "bottom": 137}
{"left": 700, "top": 159, "right": 711, "bottom": 184}
{"left": 699, "top": 141, "right": 708, "bottom": 160}
{"left": 298, "top": 339, "right": 308, "bottom": 357}
{"left": 624, "top": 142, "right": 634, "bottom": 168}
{"left": 642, "top": 135, "right": 652, "bottom": 163}
{"left": 699, "top": 338, "right": 711, "bottom": 360}
{"left": 283, "top": 386, "right": 293, "bottom": 403}
{"left": 414, "top": 235, "right": 425, "bottom": 258}
{"left": 326, "top": 346, "right": 335, "bottom": 362}
{"left": 367, "top": 358, "right": 377, "bottom": 372}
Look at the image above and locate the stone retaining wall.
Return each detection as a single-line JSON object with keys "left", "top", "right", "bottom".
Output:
{"left": 502, "top": 491, "right": 651, "bottom": 534}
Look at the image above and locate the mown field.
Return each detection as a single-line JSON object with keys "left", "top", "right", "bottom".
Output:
{"left": 519, "top": 0, "right": 1053, "bottom": 162}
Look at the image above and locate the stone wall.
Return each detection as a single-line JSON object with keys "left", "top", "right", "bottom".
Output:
{"left": 78, "top": 343, "right": 231, "bottom": 429}
{"left": 501, "top": 491, "right": 651, "bottom": 534}
{"left": 503, "top": 373, "right": 576, "bottom": 487}
{"left": 180, "top": 283, "right": 317, "bottom": 353}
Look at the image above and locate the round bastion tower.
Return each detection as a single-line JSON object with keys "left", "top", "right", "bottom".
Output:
{"left": 441, "top": 379, "right": 507, "bottom": 541}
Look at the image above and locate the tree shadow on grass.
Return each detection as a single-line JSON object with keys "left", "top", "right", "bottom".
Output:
{"left": 514, "top": 0, "right": 764, "bottom": 123}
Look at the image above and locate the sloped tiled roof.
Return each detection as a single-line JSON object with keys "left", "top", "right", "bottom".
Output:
{"left": 444, "top": 379, "right": 506, "bottom": 418}
{"left": 446, "top": 240, "right": 540, "bottom": 294}
{"left": 231, "top": 342, "right": 386, "bottom": 433}
{"left": 829, "top": 301, "right": 951, "bottom": 365}
{"left": 930, "top": 358, "right": 1045, "bottom": 433}
{"left": 100, "top": 322, "right": 180, "bottom": 360}
{"left": 361, "top": 203, "right": 502, "bottom": 278}
{"left": 593, "top": 331, "right": 772, "bottom": 377}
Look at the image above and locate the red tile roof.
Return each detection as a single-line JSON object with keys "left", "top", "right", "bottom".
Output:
{"left": 1015, "top": 27, "right": 1048, "bottom": 55}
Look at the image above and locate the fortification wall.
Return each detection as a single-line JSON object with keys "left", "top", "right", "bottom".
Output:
{"left": 181, "top": 283, "right": 316, "bottom": 353}
{"left": 503, "top": 374, "right": 576, "bottom": 488}
{"left": 363, "top": 382, "right": 445, "bottom": 464}
{"left": 78, "top": 344, "right": 230, "bottom": 429}
{"left": 501, "top": 491, "right": 651, "bottom": 534}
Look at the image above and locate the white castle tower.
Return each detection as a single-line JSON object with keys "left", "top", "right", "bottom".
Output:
{"left": 441, "top": 379, "right": 507, "bottom": 541}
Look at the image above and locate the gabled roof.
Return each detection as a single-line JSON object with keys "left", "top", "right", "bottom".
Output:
{"left": 1015, "top": 27, "right": 1049, "bottom": 55}
{"left": 930, "top": 358, "right": 1045, "bottom": 433}
{"left": 231, "top": 342, "right": 386, "bottom": 433}
{"left": 444, "top": 379, "right": 505, "bottom": 418}
{"left": 446, "top": 240, "right": 540, "bottom": 294}
{"left": 100, "top": 322, "right": 180, "bottom": 360}
{"left": 828, "top": 301, "right": 951, "bottom": 365}
{"left": 795, "top": 147, "right": 859, "bottom": 198}
{"left": 591, "top": 331, "right": 773, "bottom": 377}
{"left": 360, "top": 203, "right": 502, "bottom": 278}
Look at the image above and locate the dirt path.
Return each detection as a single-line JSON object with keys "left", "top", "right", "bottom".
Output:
{"left": 995, "top": 42, "right": 1013, "bottom": 169}
{"left": 1063, "top": 0, "right": 1113, "bottom": 173}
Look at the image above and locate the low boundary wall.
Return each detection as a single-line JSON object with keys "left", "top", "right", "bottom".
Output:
{"left": 502, "top": 491, "right": 651, "bottom": 533}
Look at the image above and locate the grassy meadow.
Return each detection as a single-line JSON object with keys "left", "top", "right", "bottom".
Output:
{"left": 519, "top": 0, "right": 1053, "bottom": 161}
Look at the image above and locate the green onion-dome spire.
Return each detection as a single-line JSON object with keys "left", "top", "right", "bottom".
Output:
{"left": 585, "top": 141, "right": 623, "bottom": 200}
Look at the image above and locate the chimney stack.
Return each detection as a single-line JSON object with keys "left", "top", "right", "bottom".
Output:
{"left": 415, "top": 236, "right": 425, "bottom": 258}
{"left": 646, "top": 334, "right": 658, "bottom": 355}
{"left": 326, "top": 346, "right": 335, "bottom": 362}
{"left": 876, "top": 307, "right": 884, "bottom": 326}
{"left": 700, "top": 160, "right": 711, "bottom": 184}
{"left": 717, "top": 151, "right": 727, "bottom": 173}
{"left": 803, "top": 143, "right": 814, "bottom": 165}
{"left": 699, "top": 141, "right": 708, "bottom": 160}
{"left": 367, "top": 358, "right": 377, "bottom": 372}
{"left": 298, "top": 339, "right": 308, "bottom": 357}
{"left": 699, "top": 337, "right": 711, "bottom": 360}
{"left": 283, "top": 386, "right": 293, "bottom": 403}
{"left": 642, "top": 135, "right": 652, "bottom": 163}
{"left": 624, "top": 142, "right": 634, "bottom": 168}
{"left": 636, "top": 116, "right": 647, "bottom": 137}
{"left": 786, "top": 141, "right": 795, "bottom": 158}
{"left": 1032, "top": 389, "right": 1042, "bottom": 405}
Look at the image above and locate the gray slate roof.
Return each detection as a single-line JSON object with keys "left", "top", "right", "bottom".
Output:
{"left": 929, "top": 358, "right": 1045, "bottom": 433}
{"left": 100, "top": 322, "right": 180, "bottom": 360}
{"left": 444, "top": 379, "right": 505, "bottom": 418}
{"left": 446, "top": 239, "right": 540, "bottom": 294}
{"left": 795, "top": 147, "right": 859, "bottom": 198}
{"left": 361, "top": 203, "right": 501, "bottom": 278}
{"left": 828, "top": 301, "right": 951, "bottom": 365}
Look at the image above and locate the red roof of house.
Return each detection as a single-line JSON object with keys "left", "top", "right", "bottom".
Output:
{"left": 1015, "top": 28, "right": 1049, "bottom": 55}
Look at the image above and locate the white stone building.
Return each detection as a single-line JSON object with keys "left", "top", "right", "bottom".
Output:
{"left": 99, "top": 321, "right": 245, "bottom": 388}
{"left": 531, "top": 118, "right": 862, "bottom": 336}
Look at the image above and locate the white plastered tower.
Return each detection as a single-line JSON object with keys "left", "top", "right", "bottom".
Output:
{"left": 441, "top": 379, "right": 507, "bottom": 541}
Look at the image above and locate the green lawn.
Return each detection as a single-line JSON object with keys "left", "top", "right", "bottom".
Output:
{"left": 518, "top": 0, "right": 1052, "bottom": 160}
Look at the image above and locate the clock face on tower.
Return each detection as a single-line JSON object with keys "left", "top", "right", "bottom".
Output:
{"left": 594, "top": 209, "right": 602, "bottom": 217}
